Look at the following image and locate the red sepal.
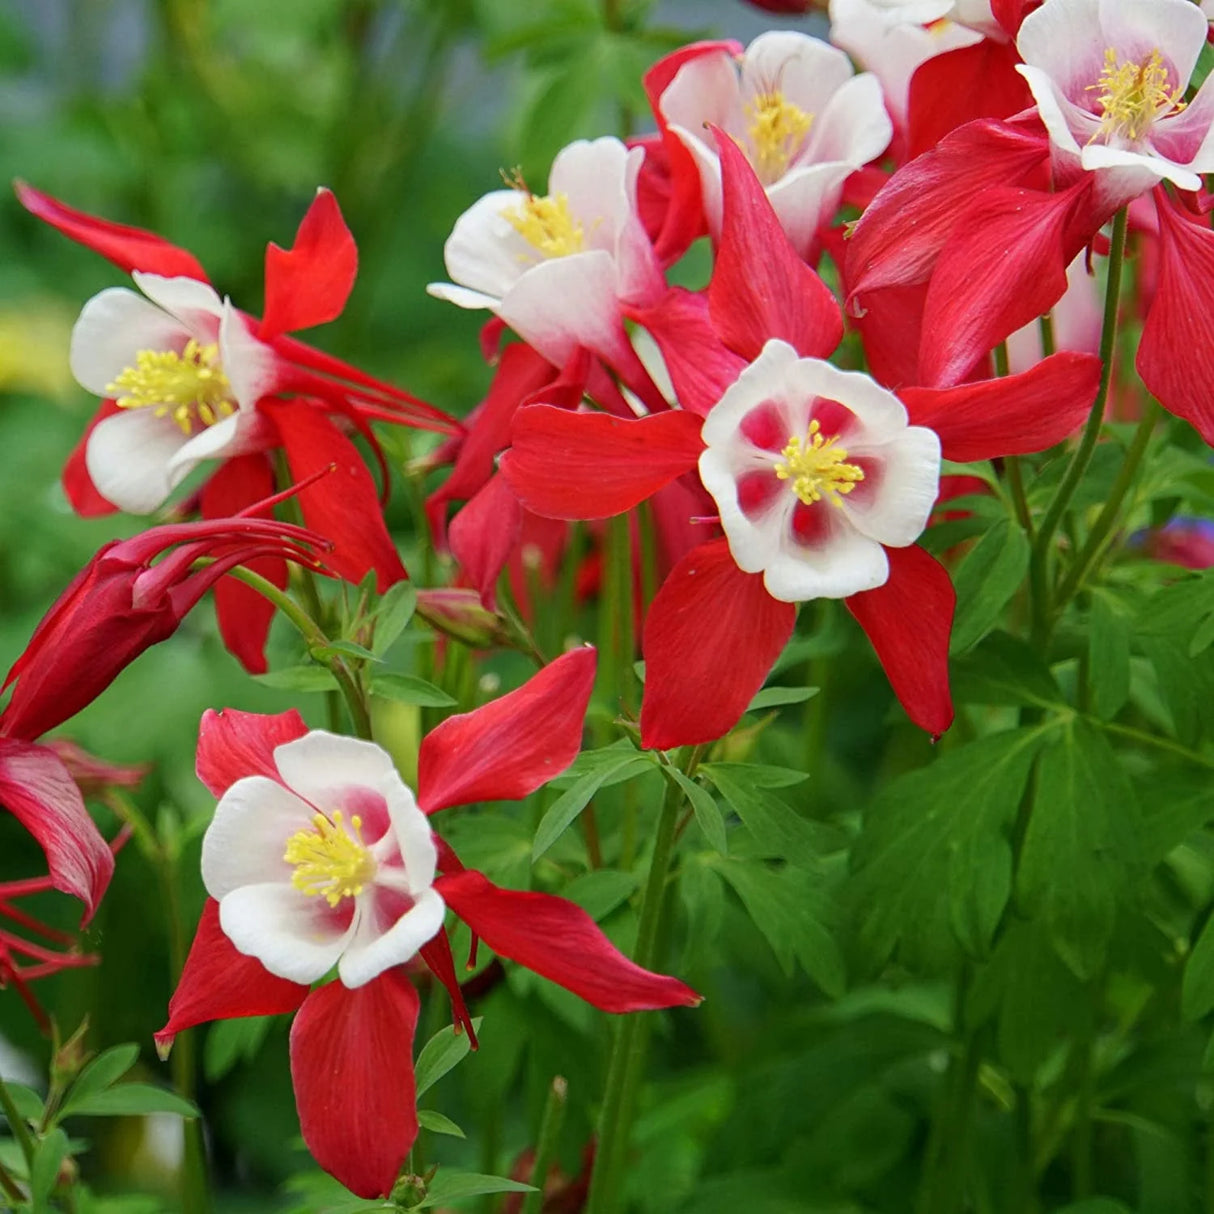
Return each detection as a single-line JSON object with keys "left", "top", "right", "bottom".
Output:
{"left": 155, "top": 899, "right": 308, "bottom": 1055}
{"left": 640, "top": 540, "right": 796, "bottom": 751}
{"left": 901, "top": 352, "right": 1101, "bottom": 461}
{"left": 0, "top": 738, "right": 113, "bottom": 921}
{"left": 708, "top": 126, "right": 843, "bottom": 362}
{"left": 418, "top": 647, "right": 597, "bottom": 814}
{"left": 845, "top": 545, "right": 955, "bottom": 737}
{"left": 448, "top": 473, "right": 523, "bottom": 610}
{"left": 419, "top": 929, "right": 478, "bottom": 1044}
{"left": 436, "top": 869, "right": 701, "bottom": 1012}
{"left": 501, "top": 406, "right": 704, "bottom": 520}
{"left": 265, "top": 400, "right": 408, "bottom": 589}
{"left": 290, "top": 971, "right": 420, "bottom": 1199}
{"left": 195, "top": 707, "right": 308, "bottom": 798}
{"left": 62, "top": 401, "right": 120, "bottom": 517}
{"left": 16, "top": 182, "right": 209, "bottom": 281}
{"left": 261, "top": 189, "right": 358, "bottom": 341}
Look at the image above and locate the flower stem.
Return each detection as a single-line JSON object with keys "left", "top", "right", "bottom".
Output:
{"left": 1029, "top": 207, "right": 1127, "bottom": 648}
{"left": 0, "top": 1071, "right": 36, "bottom": 1166}
{"left": 521, "top": 1076, "right": 569, "bottom": 1214}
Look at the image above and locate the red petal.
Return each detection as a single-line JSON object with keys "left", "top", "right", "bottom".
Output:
{"left": 62, "top": 401, "right": 120, "bottom": 517}
{"left": 265, "top": 400, "right": 408, "bottom": 589}
{"left": 918, "top": 180, "right": 1097, "bottom": 387}
{"left": 436, "top": 870, "right": 701, "bottom": 1012}
{"left": 501, "top": 406, "right": 704, "bottom": 520}
{"left": 155, "top": 899, "right": 308, "bottom": 1055}
{"left": 708, "top": 126, "right": 843, "bottom": 361}
{"left": 16, "top": 182, "right": 209, "bottom": 280}
{"left": 0, "top": 738, "right": 113, "bottom": 920}
{"left": 418, "top": 647, "right": 597, "bottom": 813}
{"left": 201, "top": 455, "right": 284, "bottom": 675}
{"left": 901, "top": 352, "right": 1101, "bottom": 461}
{"left": 1138, "top": 189, "right": 1214, "bottom": 444}
{"left": 640, "top": 539, "right": 795, "bottom": 750}
{"left": 291, "top": 972, "right": 420, "bottom": 1199}
{"left": 849, "top": 282, "right": 928, "bottom": 390}
{"left": 261, "top": 189, "right": 358, "bottom": 341}
{"left": 448, "top": 473, "right": 523, "bottom": 610}
{"left": 845, "top": 545, "right": 955, "bottom": 737}
{"left": 195, "top": 707, "right": 308, "bottom": 798}
{"left": 906, "top": 40, "right": 1035, "bottom": 159}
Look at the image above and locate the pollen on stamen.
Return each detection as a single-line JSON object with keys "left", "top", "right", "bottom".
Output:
{"left": 1087, "top": 46, "right": 1186, "bottom": 144}
{"left": 283, "top": 809, "right": 377, "bottom": 908}
{"left": 746, "top": 90, "right": 814, "bottom": 185}
{"left": 106, "top": 338, "right": 236, "bottom": 436}
{"left": 773, "top": 419, "right": 865, "bottom": 508}
{"left": 501, "top": 187, "right": 585, "bottom": 259}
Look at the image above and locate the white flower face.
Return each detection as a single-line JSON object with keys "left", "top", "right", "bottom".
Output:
{"left": 1016, "top": 0, "right": 1214, "bottom": 195}
{"left": 70, "top": 273, "right": 275, "bottom": 514}
{"left": 698, "top": 340, "right": 940, "bottom": 602}
{"left": 200, "top": 731, "right": 445, "bottom": 990}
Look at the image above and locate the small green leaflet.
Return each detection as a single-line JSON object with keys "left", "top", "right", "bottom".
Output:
{"left": 30, "top": 1127, "right": 69, "bottom": 1213}
{"left": 532, "top": 754, "right": 652, "bottom": 860}
{"left": 667, "top": 767, "right": 727, "bottom": 855}
{"left": 745, "top": 685, "right": 819, "bottom": 712}
{"left": 1088, "top": 589, "right": 1132, "bottom": 721}
{"left": 253, "top": 665, "right": 340, "bottom": 693}
{"left": 702, "top": 764, "right": 820, "bottom": 871}
{"left": 952, "top": 631, "right": 1064, "bottom": 710}
{"left": 370, "top": 582, "right": 418, "bottom": 655}
{"left": 417, "top": 1109, "right": 465, "bottom": 1138}
{"left": 60, "top": 1043, "right": 140, "bottom": 1117}
{"left": 414, "top": 1019, "right": 484, "bottom": 1098}
{"left": 64, "top": 1084, "right": 199, "bottom": 1118}
{"left": 412, "top": 1170, "right": 535, "bottom": 1208}
{"left": 370, "top": 674, "right": 456, "bottom": 708}
{"left": 949, "top": 518, "right": 1031, "bottom": 654}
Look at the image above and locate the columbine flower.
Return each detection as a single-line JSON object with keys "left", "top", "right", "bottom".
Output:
{"left": 652, "top": 32, "right": 892, "bottom": 256}
{"left": 427, "top": 138, "right": 665, "bottom": 372}
{"left": 1015, "top": 0, "right": 1214, "bottom": 197}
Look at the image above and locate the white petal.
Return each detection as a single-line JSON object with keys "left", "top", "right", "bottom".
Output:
{"left": 1016, "top": 65, "right": 1085, "bottom": 158}
{"left": 764, "top": 515, "right": 890, "bottom": 601}
{"left": 1080, "top": 142, "right": 1195, "bottom": 191}
{"left": 165, "top": 411, "right": 242, "bottom": 478}
{"left": 667, "top": 124, "right": 727, "bottom": 239}
{"left": 84, "top": 408, "right": 191, "bottom": 514}
{"left": 549, "top": 138, "right": 630, "bottom": 253}
{"left": 441, "top": 189, "right": 540, "bottom": 300}
{"left": 219, "top": 301, "right": 278, "bottom": 411}
{"left": 802, "top": 73, "right": 892, "bottom": 169}
{"left": 337, "top": 886, "right": 446, "bottom": 989}
{"left": 274, "top": 731, "right": 405, "bottom": 808}
{"left": 784, "top": 358, "right": 908, "bottom": 434}
{"left": 767, "top": 162, "right": 854, "bottom": 257}
{"left": 1016, "top": 0, "right": 1104, "bottom": 99}
{"left": 219, "top": 882, "right": 352, "bottom": 984}
{"left": 201, "top": 775, "right": 315, "bottom": 899}
{"left": 426, "top": 282, "right": 502, "bottom": 311}
{"left": 69, "top": 288, "right": 189, "bottom": 397}
{"left": 744, "top": 32, "right": 854, "bottom": 118}
{"left": 842, "top": 425, "right": 941, "bottom": 546}
{"left": 700, "top": 339, "right": 801, "bottom": 448}
{"left": 1099, "top": 0, "right": 1206, "bottom": 91}
{"left": 659, "top": 51, "right": 741, "bottom": 141}
{"left": 132, "top": 272, "right": 224, "bottom": 331}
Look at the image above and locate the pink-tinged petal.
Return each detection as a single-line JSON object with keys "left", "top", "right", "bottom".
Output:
{"left": 1138, "top": 191, "right": 1214, "bottom": 445}
{"left": 436, "top": 870, "right": 701, "bottom": 1011}
{"left": 338, "top": 886, "right": 446, "bottom": 989}
{"left": 69, "top": 287, "right": 191, "bottom": 397}
{"left": 196, "top": 706, "right": 309, "bottom": 798}
{"left": 155, "top": 899, "right": 308, "bottom": 1056}
{"left": 640, "top": 539, "right": 796, "bottom": 750}
{"left": 846, "top": 118, "right": 1053, "bottom": 302}
{"left": 627, "top": 288, "right": 747, "bottom": 417}
{"left": 845, "top": 544, "right": 954, "bottom": 737}
{"left": 417, "top": 647, "right": 597, "bottom": 813}
{"left": 449, "top": 473, "right": 523, "bottom": 609}
{"left": 290, "top": 971, "right": 421, "bottom": 1199}
{"left": 901, "top": 351, "right": 1101, "bottom": 461}
{"left": 85, "top": 408, "right": 192, "bottom": 515}
{"left": 264, "top": 400, "right": 408, "bottom": 589}
{"left": 261, "top": 188, "right": 357, "bottom": 341}
{"left": 918, "top": 180, "right": 1102, "bottom": 387}
{"left": 62, "top": 401, "right": 121, "bottom": 517}
{"left": 906, "top": 39, "right": 1034, "bottom": 158}
{"left": 16, "top": 182, "right": 210, "bottom": 281}
{"left": 708, "top": 127, "right": 843, "bottom": 363}
{"left": 501, "top": 406, "right": 704, "bottom": 521}
{"left": 0, "top": 738, "right": 113, "bottom": 920}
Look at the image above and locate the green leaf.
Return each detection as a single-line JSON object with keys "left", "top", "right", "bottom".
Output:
{"left": 1183, "top": 912, "right": 1214, "bottom": 1020}
{"left": 312, "top": 639, "right": 381, "bottom": 664}
{"left": 849, "top": 728, "right": 1050, "bottom": 971}
{"left": 61, "top": 1043, "right": 140, "bottom": 1116}
{"left": 1052, "top": 1201, "right": 1135, "bottom": 1214}
{"left": 65, "top": 1084, "right": 199, "bottom": 1119}
{"left": 952, "top": 631, "right": 1064, "bottom": 709}
{"left": 369, "top": 674, "right": 456, "bottom": 708}
{"left": 417, "top": 1109, "right": 466, "bottom": 1138}
{"left": 1088, "top": 590, "right": 1132, "bottom": 720}
{"left": 949, "top": 518, "right": 1031, "bottom": 654}
{"left": 253, "top": 665, "right": 340, "bottom": 692}
{"left": 204, "top": 1015, "right": 273, "bottom": 1083}
{"left": 414, "top": 1019, "right": 484, "bottom": 1098}
{"left": 700, "top": 762, "right": 807, "bottom": 789}
{"left": 532, "top": 754, "right": 651, "bottom": 860}
{"left": 560, "top": 868, "right": 638, "bottom": 920}
{"left": 702, "top": 766, "right": 822, "bottom": 870}
{"left": 415, "top": 1170, "right": 535, "bottom": 1208}
{"left": 4, "top": 1082, "right": 43, "bottom": 1123}
{"left": 745, "top": 685, "right": 819, "bottom": 712}
{"left": 1190, "top": 609, "right": 1214, "bottom": 658}
{"left": 1018, "top": 719, "right": 1141, "bottom": 979}
{"left": 668, "top": 767, "right": 727, "bottom": 855}
{"left": 371, "top": 583, "right": 418, "bottom": 655}
{"left": 30, "top": 1126, "right": 68, "bottom": 1212}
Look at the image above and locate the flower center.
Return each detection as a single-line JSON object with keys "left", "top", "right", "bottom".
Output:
{"left": 106, "top": 339, "right": 236, "bottom": 435}
{"left": 502, "top": 192, "right": 585, "bottom": 258}
{"left": 747, "top": 90, "right": 814, "bottom": 184}
{"left": 283, "top": 810, "right": 377, "bottom": 908}
{"left": 1087, "top": 47, "right": 1186, "bottom": 143}
{"left": 774, "top": 420, "right": 864, "bottom": 507}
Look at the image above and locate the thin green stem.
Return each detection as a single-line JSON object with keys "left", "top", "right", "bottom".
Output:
{"left": 1039, "top": 311, "right": 1056, "bottom": 359}
{"left": 995, "top": 340, "right": 1035, "bottom": 541}
{"left": 0, "top": 1073, "right": 36, "bottom": 1166}
{"left": 521, "top": 1077, "right": 569, "bottom": 1214}
{"left": 1054, "top": 400, "right": 1159, "bottom": 609}
{"left": 1102, "top": 721, "right": 1214, "bottom": 770}
{"left": 597, "top": 515, "right": 637, "bottom": 716}
{"left": 0, "top": 1150, "right": 23, "bottom": 1205}
{"left": 1029, "top": 208, "right": 1127, "bottom": 648}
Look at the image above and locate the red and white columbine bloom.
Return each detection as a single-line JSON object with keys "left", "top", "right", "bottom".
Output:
{"left": 655, "top": 32, "right": 892, "bottom": 256}
{"left": 428, "top": 137, "right": 664, "bottom": 369}
{"left": 71, "top": 274, "right": 275, "bottom": 514}
{"left": 699, "top": 341, "right": 940, "bottom": 602}
{"left": 1015, "top": 0, "right": 1214, "bottom": 197}
{"left": 201, "top": 731, "right": 444, "bottom": 991}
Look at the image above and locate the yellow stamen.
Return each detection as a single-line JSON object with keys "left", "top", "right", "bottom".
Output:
{"left": 1087, "top": 47, "right": 1186, "bottom": 143}
{"left": 774, "top": 420, "right": 865, "bottom": 507}
{"left": 747, "top": 90, "right": 814, "bottom": 184}
{"left": 283, "top": 811, "right": 376, "bottom": 908}
{"left": 106, "top": 339, "right": 235, "bottom": 435}
{"left": 502, "top": 187, "right": 585, "bottom": 258}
